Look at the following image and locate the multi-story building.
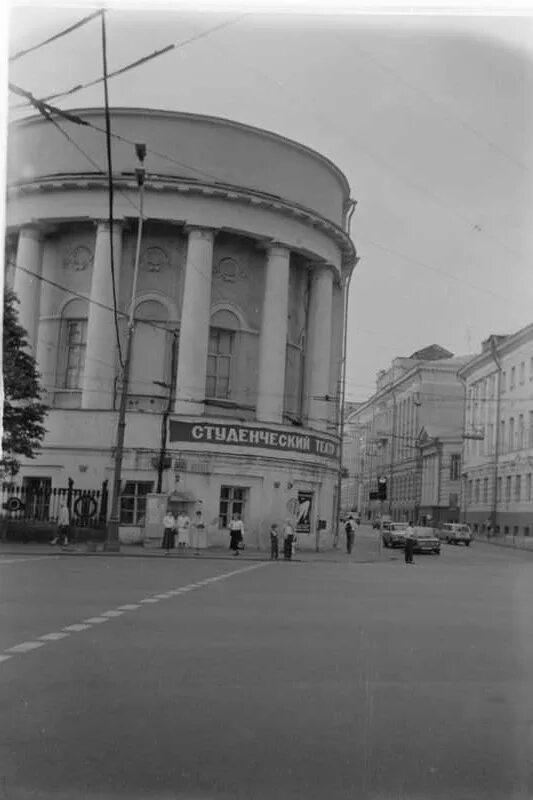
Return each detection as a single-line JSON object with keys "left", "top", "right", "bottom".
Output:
{"left": 4, "top": 107, "right": 357, "bottom": 549}
{"left": 346, "top": 345, "right": 471, "bottom": 524}
{"left": 458, "top": 324, "right": 533, "bottom": 537}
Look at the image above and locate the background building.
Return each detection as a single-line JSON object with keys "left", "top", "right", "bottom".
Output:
{"left": 5, "top": 108, "right": 357, "bottom": 548}
{"left": 345, "top": 345, "right": 471, "bottom": 524}
{"left": 458, "top": 324, "right": 533, "bottom": 537}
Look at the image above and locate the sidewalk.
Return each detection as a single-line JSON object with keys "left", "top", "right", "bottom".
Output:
{"left": 0, "top": 537, "right": 385, "bottom": 564}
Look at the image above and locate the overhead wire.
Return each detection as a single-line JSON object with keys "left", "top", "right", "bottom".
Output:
{"left": 9, "top": 13, "right": 248, "bottom": 109}
{"left": 9, "top": 9, "right": 102, "bottom": 63}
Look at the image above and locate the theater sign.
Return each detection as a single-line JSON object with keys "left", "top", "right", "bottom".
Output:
{"left": 169, "top": 421, "right": 338, "bottom": 461}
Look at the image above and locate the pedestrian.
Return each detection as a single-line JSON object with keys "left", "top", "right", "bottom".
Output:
{"left": 270, "top": 523, "right": 279, "bottom": 560}
{"left": 345, "top": 514, "right": 355, "bottom": 554}
{"left": 229, "top": 514, "right": 244, "bottom": 555}
{"left": 176, "top": 510, "right": 191, "bottom": 549}
{"left": 51, "top": 502, "right": 70, "bottom": 546}
{"left": 191, "top": 510, "right": 205, "bottom": 552}
{"left": 283, "top": 518, "right": 295, "bottom": 560}
{"left": 404, "top": 521, "right": 415, "bottom": 565}
{"left": 162, "top": 510, "right": 176, "bottom": 553}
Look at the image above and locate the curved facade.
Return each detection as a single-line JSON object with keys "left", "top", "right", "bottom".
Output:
{"left": 6, "top": 108, "right": 357, "bottom": 549}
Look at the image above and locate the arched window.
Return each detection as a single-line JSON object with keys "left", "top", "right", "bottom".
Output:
{"left": 206, "top": 309, "right": 240, "bottom": 400}
{"left": 57, "top": 299, "right": 88, "bottom": 390}
{"left": 130, "top": 300, "right": 169, "bottom": 400}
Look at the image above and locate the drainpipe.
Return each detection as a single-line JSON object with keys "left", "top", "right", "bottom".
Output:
{"left": 489, "top": 340, "right": 502, "bottom": 534}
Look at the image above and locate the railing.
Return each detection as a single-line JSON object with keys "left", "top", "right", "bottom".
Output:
{"left": 0, "top": 479, "right": 108, "bottom": 529}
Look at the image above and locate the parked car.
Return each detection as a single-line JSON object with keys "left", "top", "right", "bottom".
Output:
{"left": 382, "top": 522, "right": 408, "bottom": 548}
{"left": 372, "top": 515, "right": 391, "bottom": 530}
{"left": 412, "top": 527, "right": 441, "bottom": 555}
{"left": 440, "top": 523, "right": 472, "bottom": 546}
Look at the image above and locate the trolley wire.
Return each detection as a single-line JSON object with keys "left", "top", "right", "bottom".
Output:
{"left": 9, "top": 9, "right": 102, "bottom": 63}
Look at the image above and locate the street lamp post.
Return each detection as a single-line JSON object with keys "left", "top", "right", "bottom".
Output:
{"left": 155, "top": 330, "right": 179, "bottom": 494}
{"left": 105, "top": 146, "right": 146, "bottom": 551}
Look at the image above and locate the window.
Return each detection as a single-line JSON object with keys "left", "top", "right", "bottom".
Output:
{"left": 483, "top": 477, "right": 489, "bottom": 503}
{"left": 206, "top": 328, "right": 234, "bottom": 399}
{"left": 64, "top": 320, "right": 87, "bottom": 389}
{"left": 527, "top": 473, "right": 532, "bottom": 502}
{"left": 518, "top": 415, "right": 524, "bottom": 449}
{"left": 489, "top": 375, "right": 496, "bottom": 398}
{"left": 509, "top": 418, "right": 515, "bottom": 451}
{"left": 467, "top": 480, "right": 473, "bottom": 504}
{"left": 525, "top": 527, "right": 530, "bottom": 537}
{"left": 529, "top": 412, "right": 533, "bottom": 447}
{"left": 120, "top": 481, "right": 153, "bottom": 525}
{"left": 500, "top": 420, "right": 506, "bottom": 453}
{"left": 450, "top": 454, "right": 461, "bottom": 481}
{"left": 505, "top": 476, "right": 511, "bottom": 502}
{"left": 130, "top": 300, "right": 170, "bottom": 399}
{"left": 510, "top": 366, "right": 516, "bottom": 389}
{"left": 58, "top": 299, "right": 89, "bottom": 391}
{"left": 487, "top": 423, "right": 494, "bottom": 456}
{"left": 515, "top": 475, "right": 522, "bottom": 502}
{"left": 501, "top": 371, "right": 506, "bottom": 394}
{"left": 474, "top": 479, "right": 480, "bottom": 503}
{"left": 520, "top": 362, "right": 525, "bottom": 385}
{"left": 497, "top": 477, "right": 502, "bottom": 502}
{"left": 219, "top": 485, "right": 247, "bottom": 528}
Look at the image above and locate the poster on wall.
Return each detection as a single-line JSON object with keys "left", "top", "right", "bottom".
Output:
{"left": 296, "top": 491, "right": 313, "bottom": 534}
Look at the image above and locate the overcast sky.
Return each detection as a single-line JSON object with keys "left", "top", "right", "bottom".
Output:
{"left": 5, "top": 3, "right": 533, "bottom": 402}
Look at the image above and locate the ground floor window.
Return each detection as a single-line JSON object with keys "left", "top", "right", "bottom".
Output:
{"left": 120, "top": 481, "right": 153, "bottom": 525}
{"left": 219, "top": 485, "right": 247, "bottom": 528}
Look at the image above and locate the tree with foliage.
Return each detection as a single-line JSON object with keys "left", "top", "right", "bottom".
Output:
{"left": 1, "top": 288, "right": 48, "bottom": 478}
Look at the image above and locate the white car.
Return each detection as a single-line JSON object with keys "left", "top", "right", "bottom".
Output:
{"left": 440, "top": 523, "right": 472, "bottom": 546}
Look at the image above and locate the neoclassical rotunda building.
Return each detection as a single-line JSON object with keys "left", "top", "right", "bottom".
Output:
{"left": 5, "top": 108, "right": 357, "bottom": 549}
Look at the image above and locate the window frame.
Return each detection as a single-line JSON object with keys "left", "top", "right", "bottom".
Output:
{"left": 218, "top": 485, "right": 248, "bottom": 529}
{"left": 119, "top": 481, "right": 154, "bottom": 525}
{"left": 206, "top": 326, "right": 235, "bottom": 401}
{"left": 63, "top": 318, "right": 88, "bottom": 390}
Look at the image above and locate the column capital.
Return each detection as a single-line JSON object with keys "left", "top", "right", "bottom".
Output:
{"left": 94, "top": 220, "right": 124, "bottom": 233}
{"left": 184, "top": 226, "right": 215, "bottom": 243}
{"left": 18, "top": 223, "right": 43, "bottom": 242}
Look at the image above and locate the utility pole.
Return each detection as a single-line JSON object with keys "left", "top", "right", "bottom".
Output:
{"left": 155, "top": 330, "right": 179, "bottom": 494}
{"left": 105, "top": 146, "right": 146, "bottom": 551}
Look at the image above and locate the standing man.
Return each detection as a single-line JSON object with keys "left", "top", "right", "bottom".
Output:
{"left": 283, "top": 518, "right": 295, "bottom": 560}
{"left": 229, "top": 513, "right": 244, "bottom": 555}
{"left": 162, "top": 510, "right": 176, "bottom": 553}
{"left": 345, "top": 515, "right": 355, "bottom": 554}
{"left": 269, "top": 523, "right": 279, "bottom": 560}
{"left": 404, "top": 521, "right": 415, "bottom": 565}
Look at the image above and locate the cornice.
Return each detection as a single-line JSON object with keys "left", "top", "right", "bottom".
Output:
{"left": 7, "top": 172, "right": 357, "bottom": 267}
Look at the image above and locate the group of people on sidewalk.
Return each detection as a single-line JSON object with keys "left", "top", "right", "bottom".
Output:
{"left": 162, "top": 510, "right": 204, "bottom": 553}
{"left": 269, "top": 520, "right": 297, "bottom": 560}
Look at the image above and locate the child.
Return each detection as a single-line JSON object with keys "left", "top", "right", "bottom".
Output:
{"left": 270, "top": 523, "right": 279, "bottom": 560}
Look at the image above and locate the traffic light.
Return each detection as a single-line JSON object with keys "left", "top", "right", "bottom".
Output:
{"left": 377, "top": 477, "right": 387, "bottom": 500}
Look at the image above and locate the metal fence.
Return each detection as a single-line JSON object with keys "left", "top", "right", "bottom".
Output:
{"left": 0, "top": 479, "right": 109, "bottom": 529}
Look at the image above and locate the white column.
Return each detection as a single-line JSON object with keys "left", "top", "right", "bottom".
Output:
{"left": 256, "top": 244, "right": 290, "bottom": 423}
{"left": 81, "top": 222, "right": 123, "bottom": 409}
{"left": 306, "top": 266, "right": 333, "bottom": 431}
{"left": 174, "top": 228, "right": 214, "bottom": 415}
{"left": 13, "top": 225, "right": 43, "bottom": 351}
{"left": 328, "top": 277, "right": 344, "bottom": 425}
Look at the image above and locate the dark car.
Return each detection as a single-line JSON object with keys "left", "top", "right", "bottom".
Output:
{"left": 412, "top": 527, "right": 441, "bottom": 555}
{"left": 382, "top": 522, "right": 408, "bottom": 549}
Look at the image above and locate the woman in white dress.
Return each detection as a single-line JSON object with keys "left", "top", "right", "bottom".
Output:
{"left": 176, "top": 510, "right": 191, "bottom": 549}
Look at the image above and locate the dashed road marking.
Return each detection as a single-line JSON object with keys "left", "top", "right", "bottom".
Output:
{"left": 6, "top": 641, "right": 47, "bottom": 653}
{"left": 63, "top": 624, "right": 91, "bottom": 632}
{"left": 0, "top": 562, "right": 269, "bottom": 665}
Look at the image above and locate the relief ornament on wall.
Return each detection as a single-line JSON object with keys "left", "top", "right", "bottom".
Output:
{"left": 141, "top": 246, "right": 169, "bottom": 272}
{"left": 214, "top": 257, "right": 246, "bottom": 282}
{"left": 63, "top": 245, "right": 93, "bottom": 272}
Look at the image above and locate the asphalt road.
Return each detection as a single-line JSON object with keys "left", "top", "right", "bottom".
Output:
{"left": 1, "top": 533, "right": 532, "bottom": 800}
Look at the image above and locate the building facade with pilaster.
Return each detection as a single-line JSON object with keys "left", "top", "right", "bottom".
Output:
{"left": 345, "top": 346, "right": 470, "bottom": 525}
{"left": 458, "top": 325, "right": 533, "bottom": 537}
{"left": 5, "top": 108, "right": 357, "bottom": 549}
